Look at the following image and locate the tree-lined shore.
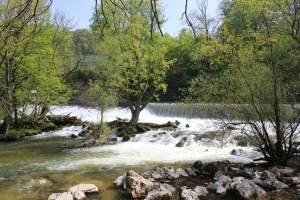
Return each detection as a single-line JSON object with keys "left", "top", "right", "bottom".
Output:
{"left": 0, "top": 0, "right": 299, "bottom": 168}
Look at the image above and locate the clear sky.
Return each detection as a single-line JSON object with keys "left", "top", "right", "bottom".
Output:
{"left": 51, "top": 0, "right": 221, "bottom": 36}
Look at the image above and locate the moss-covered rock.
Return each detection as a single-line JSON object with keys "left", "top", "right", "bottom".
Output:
{"left": 201, "top": 162, "right": 218, "bottom": 177}
{"left": 117, "top": 126, "right": 137, "bottom": 137}
{"left": 136, "top": 124, "right": 149, "bottom": 133}
{"left": 122, "top": 135, "right": 131, "bottom": 142}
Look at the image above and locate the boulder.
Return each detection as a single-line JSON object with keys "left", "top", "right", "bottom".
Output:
{"left": 186, "top": 168, "right": 196, "bottom": 177}
{"left": 230, "top": 177, "right": 266, "bottom": 199}
{"left": 252, "top": 170, "right": 288, "bottom": 190}
{"left": 181, "top": 188, "right": 199, "bottom": 200}
{"left": 151, "top": 166, "right": 176, "bottom": 179}
{"left": 216, "top": 185, "right": 226, "bottom": 195}
{"left": 73, "top": 191, "right": 86, "bottom": 200}
{"left": 176, "top": 137, "right": 188, "bottom": 147}
{"left": 201, "top": 162, "right": 218, "bottom": 177}
{"left": 140, "top": 169, "right": 154, "bottom": 179}
{"left": 162, "top": 183, "right": 176, "bottom": 194}
{"left": 193, "top": 186, "right": 208, "bottom": 197}
{"left": 207, "top": 182, "right": 218, "bottom": 190}
{"left": 191, "top": 160, "right": 203, "bottom": 174}
{"left": 68, "top": 184, "right": 98, "bottom": 194}
{"left": 269, "top": 166, "right": 295, "bottom": 177}
{"left": 48, "top": 192, "right": 73, "bottom": 200}
{"left": 175, "top": 168, "right": 189, "bottom": 177}
{"left": 145, "top": 183, "right": 173, "bottom": 200}
{"left": 236, "top": 169, "right": 253, "bottom": 179}
{"left": 280, "top": 177, "right": 300, "bottom": 186}
{"left": 125, "top": 176, "right": 154, "bottom": 198}
{"left": 114, "top": 173, "right": 126, "bottom": 188}
{"left": 230, "top": 149, "right": 245, "bottom": 156}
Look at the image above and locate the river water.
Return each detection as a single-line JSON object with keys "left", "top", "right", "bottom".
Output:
{"left": 0, "top": 104, "right": 261, "bottom": 199}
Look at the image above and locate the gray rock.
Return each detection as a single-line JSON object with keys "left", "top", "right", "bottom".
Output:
{"left": 181, "top": 189, "right": 199, "bottom": 200}
{"left": 162, "top": 183, "right": 176, "bottom": 194}
{"left": 145, "top": 182, "right": 172, "bottom": 200}
{"left": 280, "top": 177, "right": 300, "bottom": 186}
{"left": 201, "top": 162, "right": 218, "bottom": 177}
{"left": 176, "top": 137, "right": 188, "bottom": 147}
{"left": 127, "top": 170, "right": 143, "bottom": 178}
{"left": 48, "top": 192, "right": 73, "bottom": 200}
{"left": 125, "top": 176, "right": 154, "bottom": 198}
{"left": 236, "top": 169, "right": 253, "bottom": 179}
{"left": 68, "top": 184, "right": 98, "bottom": 194}
{"left": 186, "top": 168, "right": 196, "bottom": 177}
{"left": 230, "top": 149, "right": 245, "bottom": 156}
{"left": 114, "top": 173, "right": 126, "bottom": 188}
{"left": 193, "top": 186, "right": 208, "bottom": 197}
{"left": 176, "top": 168, "right": 189, "bottom": 177}
{"left": 270, "top": 166, "right": 295, "bottom": 177}
{"left": 230, "top": 177, "right": 266, "bottom": 199}
{"left": 191, "top": 160, "right": 203, "bottom": 173}
{"left": 216, "top": 186, "right": 226, "bottom": 195}
{"left": 73, "top": 191, "right": 86, "bottom": 200}
{"left": 207, "top": 182, "right": 218, "bottom": 190}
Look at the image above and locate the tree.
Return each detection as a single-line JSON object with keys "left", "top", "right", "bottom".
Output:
{"left": 92, "top": 0, "right": 174, "bottom": 127}
{"left": 0, "top": 1, "right": 77, "bottom": 134}
{"left": 0, "top": 0, "right": 53, "bottom": 134}
{"left": 186, "top": 0, "right": 220, "bottom": 41}
{"left": 186, "top": 0, "right": 300, "bottom": 165}
{"left": 88, "top": 34, "right": 125, "bottom": 140}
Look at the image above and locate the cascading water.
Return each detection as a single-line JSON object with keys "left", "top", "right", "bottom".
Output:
{"left": 0, "top": 104, "right": 261, "bottom": 199}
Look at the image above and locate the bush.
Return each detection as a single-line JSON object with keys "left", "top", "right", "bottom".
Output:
{"left": 91, "top": 123, "right": 112, "bottom": 140}
{"left": 117, "top": 126, "right": 137, "bottom": 137}
{"left": 0, "top": 129, "right": 41, "bottom": 141}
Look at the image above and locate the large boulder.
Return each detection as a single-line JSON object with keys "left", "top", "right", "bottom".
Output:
{"left": 48, "top": 192, "right": 73, "bottom": 200}
{"left": 230, "top": 177, "right": 266, "bottom": 199}
{"left": 114, "top": 173, "right": 126, "bottom": 188}
{"left": 193, "top": 186, "right": 208, "bottom": 197}
{"left": 145, "top": 182, "right": 173, "bottom": 200}
{"left": 176, "top": 168, "right": 189, "bottom": 177}
{"left": 280, "top": 177, "right": 300, "bottom": 186}
{"left": 191, "top": 160, "right": 203, "bottom": 174}
{"left": 68, "top": 184, "right": 98, "bottom": 194}
{"left": 180, "top": 188, "right": 199, "bottom": 200}
{"left": 126, "top": 176, "right": 154, "bottom": 198}
{"left": 201, "top": 162, "right": 218, "bottom": 177}
{"left": 73, "top": 191, "right": 86, "bottom": 200}
{"left": 151, "top": 166, "right": 177, "bottom": 179}
{"left": 269, "top": 166, "right": 295, "bottom": 177}
{"left": 252, "top": 170, "right": 288, "bottom": 190}
{"left": 186, "top": 168, "right": 196, "bottom": 177}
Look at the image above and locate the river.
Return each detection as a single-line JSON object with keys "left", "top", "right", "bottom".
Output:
{"left": 0, "top": 104, "right": 261, "bottom": 199}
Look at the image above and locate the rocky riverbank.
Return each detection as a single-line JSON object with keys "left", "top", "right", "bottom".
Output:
{"left": 48, "top": 157, "right": 300, "bottom": 200}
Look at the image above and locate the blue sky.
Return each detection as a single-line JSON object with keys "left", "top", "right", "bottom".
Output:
{"left": 51, "top": 0, "right": 220, "bottom": 36}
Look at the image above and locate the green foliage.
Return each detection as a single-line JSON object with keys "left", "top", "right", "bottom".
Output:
{"left": 0, "top": 129, "right": 41, "bottom": 141}
{"left": 185, "top": 0, "right": 300, "bottom": 166}
{"left": 116, "top": 126, "right": 137, "bottom": 137}
{"left": 91, "top": 0, "right": 174, "bottom": 126}
{"left": 91, "top": 122, "right": 113, "bottom": 140}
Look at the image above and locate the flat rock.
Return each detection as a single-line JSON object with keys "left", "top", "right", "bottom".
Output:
{"left": 68, "top": 184, "right": 98, "bottom": 194}
{"left": 48, "top": 192, "right": 73, "bottom": 200}
{"left": 73, "top": 191, "right": 86, "bottom": 200}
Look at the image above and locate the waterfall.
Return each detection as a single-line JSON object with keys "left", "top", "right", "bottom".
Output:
{"left": 146, "top": 103, "right": 235, "bottom": 119}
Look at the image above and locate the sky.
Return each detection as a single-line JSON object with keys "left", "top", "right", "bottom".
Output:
{"left": 51, "top": 0, "right": 221, "bottom": 36}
